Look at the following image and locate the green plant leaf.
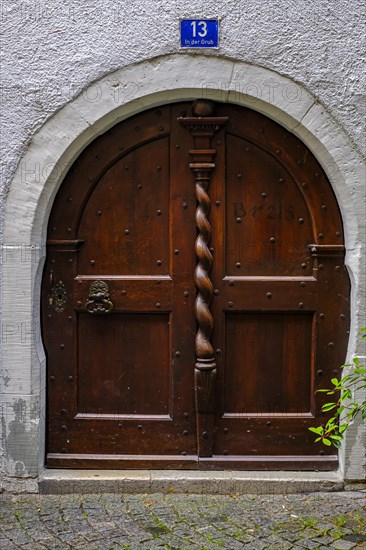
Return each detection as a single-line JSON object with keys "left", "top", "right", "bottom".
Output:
{"left": 309, "top": 426, "right": 323, "bottom": 434}
{"left": 340, "top": 390, "right": 352, "bottom": 401}
{"left": 325, "top": 423, "right": 339, "bottom": 433}
{"left": 309, "top": 329, "right": 365, "bottom": 446}
{"left": 322, "top": 403, "right": 338, "bottom": 412}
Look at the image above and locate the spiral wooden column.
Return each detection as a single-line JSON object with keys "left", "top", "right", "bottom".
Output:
{"left": 179, "top": 102, "right": 228, "bottom": 457}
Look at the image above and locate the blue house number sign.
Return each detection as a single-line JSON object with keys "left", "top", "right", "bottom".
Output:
{"left": 180, "top": 19, "right": 219, "bottom": 48}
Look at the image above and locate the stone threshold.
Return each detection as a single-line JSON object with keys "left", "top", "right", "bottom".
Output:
{"left": 38, "top": 470, "right": 345, "bottom": 495}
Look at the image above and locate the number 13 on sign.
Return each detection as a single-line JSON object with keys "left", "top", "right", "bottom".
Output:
{"left": 191, "top": 20, "right": 208, "bottom": 37}
{"left": 180, "top": 19, "right": 219, "bottom": 48}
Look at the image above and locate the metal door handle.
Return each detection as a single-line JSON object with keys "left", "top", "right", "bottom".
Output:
{"left": 85, "top": 280, "right": 113, "bottom": 314}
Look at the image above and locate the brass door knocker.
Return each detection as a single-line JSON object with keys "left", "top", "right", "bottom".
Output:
{"left": 85, "top": 280, "right": 113, "bottom": 314}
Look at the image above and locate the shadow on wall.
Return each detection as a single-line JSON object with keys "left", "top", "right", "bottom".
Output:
{"left": 6, "top": 399, "right": 38, "bottom": 477}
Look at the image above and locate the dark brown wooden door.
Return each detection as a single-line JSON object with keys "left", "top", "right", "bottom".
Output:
{"left": 42, "top": 102, "right": 350, "bottom": 470}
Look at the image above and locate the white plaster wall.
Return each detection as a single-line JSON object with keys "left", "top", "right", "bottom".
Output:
{"left": 1, "top": 0, "right": 365, "bottom": 195}
{"left": 1, "top": 0, "right": 365, "bottom": 486}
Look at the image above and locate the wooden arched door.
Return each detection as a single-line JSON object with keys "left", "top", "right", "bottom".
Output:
{"left": 42, "top": 101, "right": 350, "bottom": 470}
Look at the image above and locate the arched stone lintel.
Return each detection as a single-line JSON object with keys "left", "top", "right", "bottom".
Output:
{"left": 2, "top": 54, "right": 365, "bottom": 481}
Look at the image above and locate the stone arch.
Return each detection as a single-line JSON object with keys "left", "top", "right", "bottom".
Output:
{"left": 2, "top": 54, "right": 365, "bottom": 482}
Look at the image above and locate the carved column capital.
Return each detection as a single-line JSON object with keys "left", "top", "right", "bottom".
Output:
{"left": 179, "top": 116, "right": 228, "bottom": 151}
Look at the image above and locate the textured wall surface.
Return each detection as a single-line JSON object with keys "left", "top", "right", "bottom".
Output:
{"left": 1, "top": 0, "right": 365, "bottom": 486}
{"left": 1, "top": 0, "right": 365, "bottom": 199}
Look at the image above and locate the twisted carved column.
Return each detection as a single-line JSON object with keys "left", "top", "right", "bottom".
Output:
{"left": 194, "top": 167, "right": 215, "bottom": 368}
{"left": 179, "top": 101, "right": 228, "bottom": 456}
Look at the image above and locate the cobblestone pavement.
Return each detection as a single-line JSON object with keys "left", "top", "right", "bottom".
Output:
{"left": 0, "top": 491, "right": 365, "bottom": 549}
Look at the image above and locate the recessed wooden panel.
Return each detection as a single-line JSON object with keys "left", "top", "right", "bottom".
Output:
{"left": 224, "top": 312, "right": 314, "bottom": 414}
{"left": 225, "top": 134, "right": 313, "bottom": 276}
{"left": 77, "top": 313, "right": 171, "bottom": 415}
{"left": 78, "top": 138, "right": 170, "bottom": 275}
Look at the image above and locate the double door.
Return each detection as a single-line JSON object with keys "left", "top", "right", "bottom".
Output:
{"left": 42, "top": 101, "right": 350, "bottom": 469}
